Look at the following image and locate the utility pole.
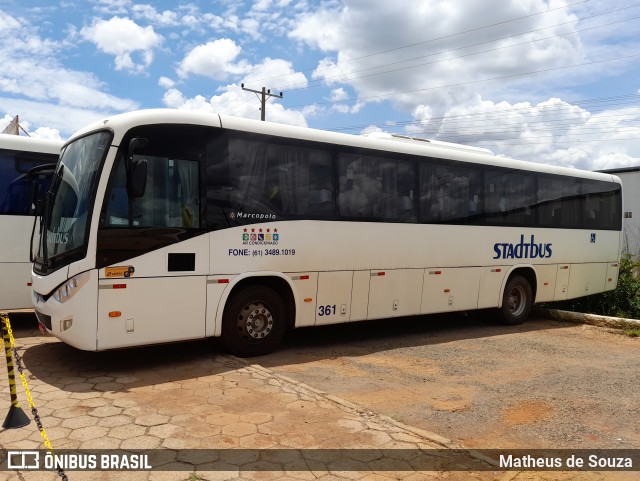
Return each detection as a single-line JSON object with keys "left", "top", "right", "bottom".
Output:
{"left": 241, "top": 84, "right": 283, "bottom": 121}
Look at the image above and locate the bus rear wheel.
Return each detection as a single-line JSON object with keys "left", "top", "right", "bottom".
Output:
{"left": 221, "top": 286, "right": 287, "bottom": 357}
{"left": 500, "top": 275, "right": 533, "bottom": 325}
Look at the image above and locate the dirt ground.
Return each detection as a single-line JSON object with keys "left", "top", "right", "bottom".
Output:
{"left": 257, "top": 312, "right": 640, "bottom": 451}
{"left": 4, "top": 311, "right": 638, "bottom": 480}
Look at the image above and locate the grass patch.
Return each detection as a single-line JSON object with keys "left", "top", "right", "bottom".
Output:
{"left": 184, "top": 474, "right": 207, "bottom": 481}
{"left": 623, "top": 329, "right": 640, "bottom": 338}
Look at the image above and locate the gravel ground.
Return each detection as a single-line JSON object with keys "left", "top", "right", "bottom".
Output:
{"left": 257, "top": 312, "right": 640, "bottom": 451}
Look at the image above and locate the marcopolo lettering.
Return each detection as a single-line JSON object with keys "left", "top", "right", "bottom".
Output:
{"left": 493, "top": 234, "right": 552, "bottom": 260}
{"left": 234, "top": 211, "right": 277, "bottom": 220}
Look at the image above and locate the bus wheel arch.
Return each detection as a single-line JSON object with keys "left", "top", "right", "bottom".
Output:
{"left": 220, "top": 276, "right": 295, "bottom": 357}
{"left": 499, "top": 267, "right": 537, "bottom": 325}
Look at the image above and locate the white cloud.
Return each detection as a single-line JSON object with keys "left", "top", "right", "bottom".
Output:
{"left": 178, "top": 38, "right": 250, "bottom": 80}
{"left": 0, "top": 11, "right": 139, "bottom": 137}
{"left": 31, "top": 126, "right": 63, "bottom": 141}
{"left": 92, "top": 0, "right": 131, "bottom": 15}
{"left": 412, "top": 96, "right": 640, "bottom": 170}
{"left": 330, "top": 87, "right": 348, "bottom": 102}
{"left": 0, "top": 13, "right": 22, "bottom": 31}
{"left": 81, "top": 17, "right": 162, "bottom": 73}
{"left": 162, "top": 88, "right": 215, "bottom": 113}
{"left": 242, "top": 57, "right": 307, "bottom": 90}
{"left": 131, "top": 5, "right": 179, "bottom": 26}
{"left": 287, "top": 0, "right": 640, "bottom": 168}
{"left": 0, "top": 96, "right": 116, "bottom": 138}
{"left": 158, "top": 76, "right": 175, "bottom": 89}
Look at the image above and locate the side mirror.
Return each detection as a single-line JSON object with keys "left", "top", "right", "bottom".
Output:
{"left": 126, "top": 137, "right": 148, "bottom": 198}
{"left": 128, "top": 137, "right": 148, "bottom": 157}
{"left": 130, "top": 159, "right": 147, "bottom": 198}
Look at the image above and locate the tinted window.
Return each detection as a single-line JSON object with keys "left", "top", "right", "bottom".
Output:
{"left": 484, "top": 169, "right": 536, "bottom": 226}
{"left": 0, "top": 149, "right": 56, "bottom": 215}
{"left": 206, "top": 133, "right": 334, "bottom": 228}
{"left": 339, "top": 153, "right": 415, "bottom": 221}
{"left": 104, "top": 155, "right": 200, "bottom": 229}
{"left": 102, "top": 125, "right": 205, "bottom": 230}
{"left": 581, "top": 179, "right": 621, "bottom": 230}
{"left": 537, "top": 175, "right": 581, "bottom": 228}
{"left": 420, "top": 160, "right": 482, "bottom": 224}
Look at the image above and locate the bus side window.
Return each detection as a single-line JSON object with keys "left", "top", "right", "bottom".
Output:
{"left": 420, "top": 161, "right": 477, "bottom": 224}
{"left": 102, "top": 157, "right": 128, "bottom": 226}
{"left": 102, "top": 154, "right": 200, "bottom": 229}
{"left": 305, "top": 151, "right": 334, "bottom": 217}
{"left": 338, "top": 153, "right": 415, "bottom": 221}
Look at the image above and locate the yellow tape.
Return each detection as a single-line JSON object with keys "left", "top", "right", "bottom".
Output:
{"left": 2, "top": 314, "right": 54, "bottom": 452}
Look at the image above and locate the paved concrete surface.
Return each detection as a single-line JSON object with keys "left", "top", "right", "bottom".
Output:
{"left": 0, "top": 315, "right": 637, "bottom": 481}
{"left": 260, "top": 314, "right": 640, "bottom": 451}
{"left": 536, "top": 308, "right": 640, "bottom": 331}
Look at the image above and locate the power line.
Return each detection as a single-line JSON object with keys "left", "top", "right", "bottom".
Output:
{"left": 222, "top": 3, "right": 639, "bottom": 117}
{"left": 278, "top": 3, "right": 640, "bottom": 93}
{"left": 328, "top": 94, "right": 640, "bottom": 133}
{"left": 285, "top": 52, "right": 640, "bottom": 110}
{"left": 244, "top": 0, "right": 594, "bottom": 87}
{"left": 227, "top": 11, "right": 640, "bottom": 118}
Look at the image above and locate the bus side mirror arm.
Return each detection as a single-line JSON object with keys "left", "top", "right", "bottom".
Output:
{"left": 126, "top": 137, "right": 148, "bottom": 198}
{"left": 130, "top": 159, "right": 147, "bottom": 198}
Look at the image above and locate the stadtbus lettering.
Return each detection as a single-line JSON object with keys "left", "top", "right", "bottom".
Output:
{"left": 493, "top": 234, "right": 552, "bottom": 260}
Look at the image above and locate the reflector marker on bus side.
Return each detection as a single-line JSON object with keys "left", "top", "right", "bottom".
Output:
{"left": 109, "top": 311, "right": 121, "bottom": 318}
{"left": 491, "top": 268, "right": 501, "bottom": 273}
{"left": 206, "top": 278, "right": 230, "bottom": 284}
{"left": 99, "top": 284, "right": 127, "bottom": 289}
{"left": 304, "top": 298, "right": 313, "bottom": 303}
{"left": 371, "top": 272, "right": 385, "bottom": 276}
{"left": 428, "top": 271, "right": 441, "bottom": 275}
{"left": 444, "top": 288, "right": 451, "bottom": 293}
{"left": 560, "top": 265, "right": 570, "bottom": 270}
{"left": 291, "top": 275, "right": 310, "bottom": 280}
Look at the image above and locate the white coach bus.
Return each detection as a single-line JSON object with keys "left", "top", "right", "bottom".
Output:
{"left": 0, "top": 134, "right": 61, "bottom": 310}
{"left": 31, "top": 109, "right": 622, "bottom": 356}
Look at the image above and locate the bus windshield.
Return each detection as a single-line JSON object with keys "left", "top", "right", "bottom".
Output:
{"left": 36, "top": 130, "right": 111, "bottom": 273}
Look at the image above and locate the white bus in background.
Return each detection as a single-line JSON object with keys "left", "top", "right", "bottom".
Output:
{"left": 31, "top": 109, "right": 622, "bottom": 357}
{"left": 0, "top": 134, "right": 62, "bottom": 310}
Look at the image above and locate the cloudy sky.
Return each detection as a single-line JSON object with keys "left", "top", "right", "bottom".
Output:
{"left": 1, "top": 0, "right": 640, "bottom": 170}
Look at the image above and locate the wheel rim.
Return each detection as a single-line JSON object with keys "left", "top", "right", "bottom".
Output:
{"left": 507, "top": 285, "right": 527, "bottom": 318}
{"left": 237, "top": 300, "right": 274, "bottom": 343}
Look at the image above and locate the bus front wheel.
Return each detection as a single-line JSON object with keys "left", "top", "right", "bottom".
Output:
{"left": 500, "top": 275, "right": 533, "bottom": 325}
{"left": 221, "top": 286, "right": 287, "bottom": 357}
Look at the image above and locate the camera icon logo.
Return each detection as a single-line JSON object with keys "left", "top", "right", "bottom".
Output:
{"left": 7, "top": 451, "right": 40, "bottom": 469}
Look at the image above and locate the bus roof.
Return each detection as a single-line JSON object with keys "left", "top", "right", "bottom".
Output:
{"left": 0, "top": 134, "right": 63, "bottom": 155}
{"left": 362, "top": 131, "right": 495, "bottom": 155}
{"left": 70, "top": 108, "right": 620, "bottom": 185}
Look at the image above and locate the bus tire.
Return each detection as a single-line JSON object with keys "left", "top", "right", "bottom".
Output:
{"left": 499, "top": 275, "right": 533, "bottom": 325}
{"left": 221, "top": 286, "right": 287, "bottom": 357}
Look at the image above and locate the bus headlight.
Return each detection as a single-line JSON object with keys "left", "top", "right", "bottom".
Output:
{"left": 53, "top": 272, "right": 89, "bottom": 303}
